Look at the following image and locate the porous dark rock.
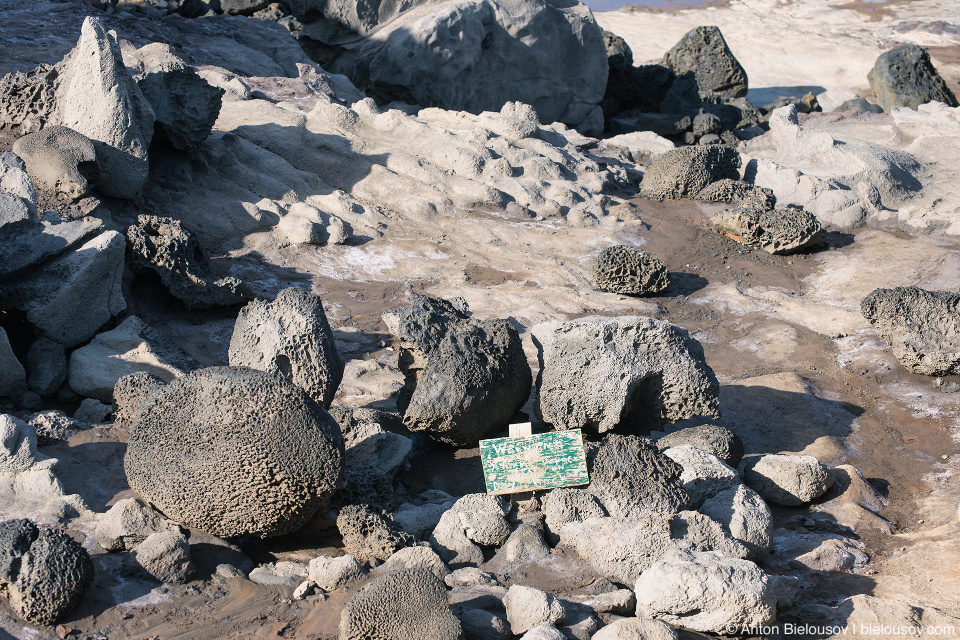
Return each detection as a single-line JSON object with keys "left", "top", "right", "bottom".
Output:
{"left": 640, "top": 145, "right": 741, "bottom": 201}
{"left": 135, "top": 60, "right": 224, "bottom": 150}
{"left": 662, "top": 26, "right": 748, "bottom": 98}
{"left": 532, "top": 316, "right": 721, "bottom": 434}
{"left": 593, "top": 246, "right": 670, "bottom": 296}
{"left": 656, "top": 424, "right": 745, "bottom": 468}
{"left": 336, "top": 504, "right": 416, "bottom": 564}
{"left": 124, "top": 367, "right": 344, "bottom": 538}
{"left": 585, "top": 434, "right": 690, "bottom": 518}
{"left": 126, "top": 216, "right": 251, "bottom": 310}
{"left": 860, "top": 286, "right": 960, "bottom": 376}
{"left": 339, "top": 568, "right": 464, "bottom": 640}
{"left": 229, "top": 287, "right": 343, "bottom": 408}
{"left": 867, "top": 44, "right": 959, "bottom": 112}
{"left": 383, "top": 294, "right": 532, "bottom": 447}
{"left": 28, "top": 410, "right": 85, "bottom": 446}
{"left": 25, "top": 338, "right": 66, "bottom": 398}
{"left": 112, "top": 371, "right": 166, "bottom": 429}
{"left": 602, "top": 30, "right": 633, "bottom": 70}
{"left": 0, "top": 518, "right": 95, "bottom": 625}
{"left": 0, "top": 63, "right": 63, "bottom": 132}
{"left": 694, "top": 178, "right": 763, "bottom": 204}
{"left": 711, "top": 188, "right": 823, "bottom": 255}
{"left": 11, "top": 126, "right": 97, "bottom": 201}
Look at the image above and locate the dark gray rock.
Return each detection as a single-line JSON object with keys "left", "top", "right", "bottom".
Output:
{"left": 383, "top": 294, "right": 532, "bottom": 447}
{"left": 861, "top": 286, "right": 960, "bottom": 376}
{"left": 662, "top": 26, "right": 748, "bottom": 98}
{"left": 640, "top": 145, "right": 741, "bottom": 201}
{"left": 336, "top": 504, "right": 416, "bottom": 564}
{"left": 25, "top": 338, "right": 66, "bottom": 398}
{"left": 127, "top": 215, "right": 251, "bottom": 310}
{"left": 692, "top": 112, "right": 723, "bottom": 137}
{"left": 867, "top": 44, "right": 958, "bottom": 112}
{"left": 0, "top": 215, "right": 102, "bottom": 281}
{"left": 0, "top": 327, "right": 27, "bottom": 401}
{"left": 602, "top": 30, "right": 633, "bottom": 70}
{"left": 593, "top": 245, "right": 670, "bottom": 296}
{"left": 124, "top": 367, "right": 344, "bottom": 538}
{"left": 229, "top": 287, "right": 343, "bottom": 408}
{"left": 220, "top": 0, "right": 272, "bottom": 14}
{"left": 656, "top": 424, "right": 744, "bottom": 468}
{"left": 113, "top": 371, "right": 166, "bottom": 429}
{"left": 837, "top": 98, "right": 884, "bottom": 114}
{"left": 0, "top": 518, "right": 94, "bottom": 625}
{"left": 659, "top": 71, "right": 702, "bottom": 116}
{"left": 135, "top": 61, "right": 224, "bottom": 150}
{"left": 585, "top": 434, "right": 690, "bottom": 518}
{"left": 11, "top": 126, "right": 97, "bottom": 201}
{"left": 607, "top": 110, "right": 690, "bottom": 137}
{"left": 532, "top": 316, "right": 720, "bottom": 434}
{"left": 339, "top": 568, "right": 463, "bottom": 639}
{"left": 0, "top": 63, "right": 63, "bottom": 132}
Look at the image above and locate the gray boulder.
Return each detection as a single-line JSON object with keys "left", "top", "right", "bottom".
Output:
{"left": 28, "top": 411, "right": 85, "bottom": 446}
{"left": 634, "top": 549, "right": 776, "bottom": 634}
{"left": 229, "top": 287, "right": 343, "bottom": 408}
{"left": 519, "top": 625, "right": 565, "bottom": 640}
{"left": 1, "top": 230, "right": 126, "bottom": 348}
{"left": 10, "top": 127, "right": 96, "bottom": 201}
{"left": 504, "top": 585, "right": 565, "bottom": 635}
{"left": 0, "top": 215, "right": 103, "bottom": 281}
{"left": 0, "top": 192, "right": 30, "bottom": 229}
{"left": 662, "top": 445, "right": 740, "bottom": 508}
{"left": 124, "top": 367, "right": 344, "bottom": 538}
{"left": 640, "top": 145, "right": 741, "bottom": 201}
{"left": 699, "top": 484, "right": 772, "bottom": 561}
{"left": 602, "top": 30, "right": 633, "bottom": 70}
{"left": 73, "top": 398, "right": 112, "bottom": 425}
{"left": 97, "top": 497, "right": 174, "bottom": 552}
{"left": 741, "top": 454, "right": 832, "bottom": 506}
{"left": 542, "top": 488, "right": 606, "bottom": 544}
{"left": 308, "top": 553, "right": 366, "bottom": 591}
{"left": 339, "top": 568, "right": 463, "bottom": 640}
{"left": 25, "top": 338, "right": 66, "bottom": 398}
{"left": 372, "top": 545, "right": 450, "bottom": 581}
{"left": 383, "top": 294, "right": 531, "bottom": 447}
{"left": 127, "top": 216, "right": 251, "bottom": 310}
{"left": 394, "top": 500, "right": 454, "bottom": 540}
{"left": 54, "top": 17, "right": 155, "bottom": 199}
{"left": 662, "top": 26, "right": 748, "bottom": 98}
{"left": 135, "top": 60, "right": 224, "bottom": 151}
{"left": 430, "top": 494, "right": 511, "bottom": 567}
{"left": 132, "top": 529, "right": 194, "bottom": 584}
{"left": 112, "top": 371, "right": 165, "bottom": 428}
{"left": 656, "top": 424, "right": 744, "bottom": 468}
{"left": 867, "top": 44, "right": 958, "bottom": 112}
{"left": 591, "top": 618, "right": 678, "bottom": 640}
{"left": 585, "top": 435, "right": 690, "bottom": 518}
{"left": 0, "top": 327, "right": 27, "bottom": 401}
{"left": 861, "top": 286, "right": 960, "bottom": 376}
{"left": 0, "top": 152, "right": 38, "bottom": 218}
{"left": 532, "top": 316, "right": 720, "bottom": 434}
{"left": 487, "top": 523, "right": 550, "bottom": 569}
{"left": 337, "top": 504, "right": 416, "bottom": 563}
{"left": 303, "top": 0, "right": 608, "bottom": 135}
{"left": 593, "top": 246, "right": 670, "bottom": 296}
{"left": 0, "top": 518, "right": 95, "bottom": 625}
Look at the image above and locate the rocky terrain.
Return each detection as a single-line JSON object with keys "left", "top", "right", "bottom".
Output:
{"left": 1, "top": 0, "right": 960, "bottom": 639}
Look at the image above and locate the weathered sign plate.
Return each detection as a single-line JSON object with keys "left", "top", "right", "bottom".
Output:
{"left": 480, "top": 429, "right": 589, "bottom": 495}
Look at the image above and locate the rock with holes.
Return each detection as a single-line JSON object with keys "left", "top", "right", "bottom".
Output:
{"left": 640, "top": 145, "right": 741, "bottom": 201}
{"left": 542, "top": 488, "right": 606, "bottom": 544}
{"left": 124, "top": 367, "right": 344, "bottom": 538}
{"left": 868, "top": 44, "right": 958, "bottom": 112}
{"left": 662, "top": 26, "right": 748, "bottom": 98}
{"left": 532, "top": 316, "right": 719, "bottom": 434}
{"left": 711, "top": 195, "right": 823, "bottom": 255}
{"left": 0, "top": 518, "right": 95, "bottom": 625}
{"left": 593, "top": 246, "right": 670, "bottom": 296}
{"left": 229, "top": 287, "right": 343, "bottom": 408}
{"left": 383, "top": 294, "right": 531, "bottom": 446}
{"left": 27, "top": 411, "right": 85, "bottom": 446}
{"left": 112, "top": 371, "right": 166, "bottom": 428}
{"left": 134, "top": 58, "right": 224, "bottom": 151}
{"left": 337, "top": 504, "right": 416, "bottom": 564}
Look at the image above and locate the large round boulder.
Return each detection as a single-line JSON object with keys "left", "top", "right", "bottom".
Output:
{"left": 124, "top": 367, "right": 344, "bottom": 538}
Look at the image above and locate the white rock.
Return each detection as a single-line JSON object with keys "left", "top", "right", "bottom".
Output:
{"left": 741, "top": 454, "right": 832, "bottom": 506}
{"left": 97, "top": 497, "right": 175, "bottom": 551}
{"left": 699, "top": 484, "right": 772, "bottom": 560}
{"left": 503, "top": 585, "right": 565, "bottom": 635}
{"left": 132, "top": 529, "right": 194, "bottom": 584}
{"left": 307, "top": 554, "right": 365, "bottom": 591}
{"left": 591, "top": 617, "right": 678, "bottom": 640}
{"left": 663, "top": 445, "right": 740, "bottom": 507}
{"left": 519, "top": 623, "right": 566, "bottom": 640}
{"left": 276, "top": 202, "right": 351, "bottom": 246}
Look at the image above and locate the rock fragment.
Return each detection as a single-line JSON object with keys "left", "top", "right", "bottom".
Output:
{"left": 132, "top": 529, "right": 194, "bottom": 584}
{"left": 662, "top": 445, "right": 740, "bottom": 508}
{"left": 135, "top": 59, "right": 224, "bottom": 150}
{"left": 504, "top": 585, "right": 565, "bottom": 635}
{"left": 25, "top": 338, "right": 66, "bottom": 398}
{"left": 656, "top": 424, "right": 744, "bottom": 468}
{"left": 336, "top": 504, "right": 416, "bottom": 564}
{"left": 741, "top": 454, "right": 832, "bottom": 506}
{"left": 11, "top": 127, "right": 97, "bottom": 201}
{"left": 711, "top": 193, "right": 823, "bottom": 255}
{"left": 699, "top": 484, "right": 772, "bottom": 560}
{"left": 641, "top": 145, "right": 741, "bottom": 201}
{"left": 308, "top": 554, "right": 365, "bottom": 591}
{"left": 593, "top": 246, "right": 670, "bottom": 296}
{"left": 97, "top": 497, "right": 174, "bottom": 552}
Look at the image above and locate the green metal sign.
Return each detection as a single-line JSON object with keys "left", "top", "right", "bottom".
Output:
{"left": 480, "top": 429, "right": 589, "bottom": 495}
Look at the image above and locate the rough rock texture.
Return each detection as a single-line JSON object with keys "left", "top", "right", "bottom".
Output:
{"left": 602, "top": 30, "right": 633, "bottom": 70}
{"left": 372, "top": 545, "right": 450, "bottom": 581}
{"left": 383, "top": 294, "right": 532, "bottom": 446}
{"left": 336, "top": 504, "right": 416, "bottom": 563}
{"left": 10, "top": 127, "right": 96, "bottom": 201}
{"left": 308, "top": 554, "right": 365, "bottom": 591}
{"left": 694, "top": 178, "right": 763, "bottom": 204}
{"left": 532, "top": 316, "right": 720, "bottom": 434}
{"left": 307, "top": 0, "right": 608, "bottom": 135}
{"left": 0, "top": 518, "right": 95, "bottom": 625}
{"left": 867, "top": 44, "right": 958, "bottom": 112}
{"left": 860, "top": 286, "right": 960, "bottom": 376}
{"left": 656, "top": 424, "right": 744, "bottom": 468}
{"left": 542, "top": 488, "right": 606, "bottom": 544}
{"left": 741, "top": 454, "right": 832, "bottom": 506}
{"left": 455, "top": 608, "right": 510, "bottom": 640}
{"left": 112, "top": 371, "right": 165, "bottom": 428}
{"left": 699, "top": 484, "right": 772, "bottom": 560}
{"left": 0, "top": 63, "right": 62, "bottom": 132}
{"left": 55, "top": 17, "right": 155, "bottom": 199}
{"left": 132, "top": 529, "right": 194, "bottom": 584}
{"left": 593, "top": 246, "right": 670, "bottom": 296}
{"left": 0, "top": 328, "right": 27, "bottom": 401}
{"left": 276, "top": 202, "right": 352, "bottom": 246}
{"left": 663, "top": 445, "right": 740, "bottom": 508}
{"left": 430, "top": 494, "right": 511, "bottom": 567}
{"left": 634, "top": 549, "right": 775, "bottom": 634}
{"left": 591, "top": 618, "right": 678, "bottom": 640}
{"left": 229, "top": 287, "right": 344, "bottom": 408}
{"left": 558, "top": 512, "right": 749, "bottom": 585}
{"left": 0, "top": 215, "right": 102, "bottom": 282}
{"left": 28, "top": 411, "right": 85, "bottom": 446}
{"left": 1, "top": 230, "right": 126, "bottom": 348}
{"left": 339, "top": 568, "right": 463, "bottom": 640}
{"left": 520, "top": 625, "right": 565, "bottom": 640}
{"left": 662, "top": 26, "right": 747, "bottom": 98}
{"left": 96, "top": 497, "right": 173, "bottom": 552}
{"left": 0, "top": 153, "right": 38, "bottom": 220}
{"left": 25, "top": 338, "right": 66, "bottom": 398}
{"left": 504, "top": 585, "right": 565, "bottom": 635}
{"left": 135, "top": 59, "right": 224, "bottom": 150}
{"left": 124, "top": 367, "right": 344, "bottom": 538}
{"left": 488, "top": 523, "right": 550, "bottom": 568}
{"left": 394, "top": 500, "right": 455, "bottom": 540}
{"left": 73, "top": 398, "right": 111, "bottom": 425}
{"left": 711, "top": 196, "right": 824, "bottom": 255}
{"left": 67, "top": 316, "right": 196, "bottom": 402}
{"left": 585, "top": 435, "right": 690, "bottom": 518}
{"left": 127, "top": 215, "right": 251, "bottom": 310}
{"left": 640, "top": 145, "right": 741, "bottom": 201}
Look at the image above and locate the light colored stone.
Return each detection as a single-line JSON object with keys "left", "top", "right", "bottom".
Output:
{"left": 372, "top": 546, "right": 449, "bottom": 581}
{"left": 97, "top": 497, "right": 174, "bottom": 552}
{"left": 430, "top": 493, "right": 511, "bottom": 567}
{"left": 132, "top": 529, "right": 194, "bottom": 584}
{"left": 699, "top": 484, "right": 772, "bottom": 560}
{"left": 663, "top": 445, "right": 740, "bottom": 507}
{"left": 591, "top": 617, "right": 678, "bottom": 640}
{"left": 276, "top": 202, "right": 351, "bottom": 246}
{"left": 307, "top": 554, "right": 365, "bottom": 592}
{"left": 504, "top": 585, "right": 565, "bottom": 635}
{"left": 741, "top": 454, "right": 832, "bottom": 506}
